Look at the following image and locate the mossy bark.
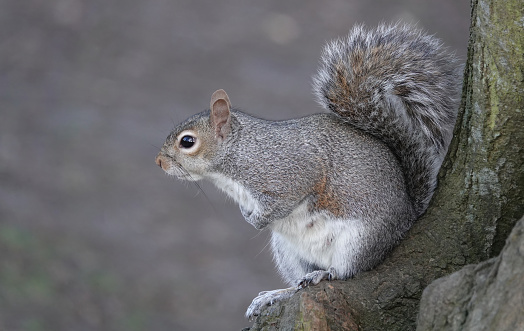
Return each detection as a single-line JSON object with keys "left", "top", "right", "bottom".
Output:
{"left": 248, "top": 0, "right": 524, "bottom": 329}
{"left": 417, "top": 216, "right": 524, "bottom": 331}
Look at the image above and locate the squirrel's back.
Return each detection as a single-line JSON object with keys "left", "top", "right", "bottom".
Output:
{"left": 313, "top": 23, "right": 462, "bottom": 216}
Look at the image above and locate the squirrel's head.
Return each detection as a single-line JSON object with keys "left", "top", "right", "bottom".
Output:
{"left": 155, "top": 89, "right": 232, "bottom": 181}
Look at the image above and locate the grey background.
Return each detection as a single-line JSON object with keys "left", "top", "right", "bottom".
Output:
{"left": 0, "top": 1, "right": 470, "bottom": 330}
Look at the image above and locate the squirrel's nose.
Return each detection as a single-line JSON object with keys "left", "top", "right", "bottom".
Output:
{"left": 155, "top": 155, "right": 163, "bottom": 168}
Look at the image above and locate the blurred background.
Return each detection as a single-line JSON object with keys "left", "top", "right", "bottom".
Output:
{"left": 0, "top": 1, "right": 470, "bottom": 330}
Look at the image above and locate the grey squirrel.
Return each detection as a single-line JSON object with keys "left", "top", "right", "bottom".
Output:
{"left": 155, "top": 23, "right": 462, "bottom": 318}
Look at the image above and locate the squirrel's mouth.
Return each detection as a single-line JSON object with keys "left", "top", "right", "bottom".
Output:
{"left": 155, "top": 154, "right": 202, "bottom": 181}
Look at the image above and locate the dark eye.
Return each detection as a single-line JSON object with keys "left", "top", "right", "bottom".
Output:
{"left": 180, "top": 135, "right": 196, "bottom": 148}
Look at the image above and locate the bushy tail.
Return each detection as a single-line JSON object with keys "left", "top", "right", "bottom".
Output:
{"left": 313, "top": 23, "right": 462, "bottom": 215}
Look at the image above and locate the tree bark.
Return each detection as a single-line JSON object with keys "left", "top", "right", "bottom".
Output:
{"left": 416, "top": 215, "right": 524, "bottom": 331}
{"left": 248, "top": 0, "right": 524, "bottom": 329}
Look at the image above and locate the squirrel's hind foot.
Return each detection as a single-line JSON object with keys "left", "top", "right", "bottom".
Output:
{"left": 245, "top": 287, "right": 297, "bottom": 320}
{"left": 298, "top": 267, "right": 337, "bottom": 288}
{"left": 245, "top": 268, "right": 338, "bottom": 320}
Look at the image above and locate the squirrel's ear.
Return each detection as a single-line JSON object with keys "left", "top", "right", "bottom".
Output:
{"left": 210, "top": 89, "right": 232, "bottom": 141}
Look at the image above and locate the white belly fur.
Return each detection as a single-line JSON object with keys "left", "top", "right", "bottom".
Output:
{"left": 207, "top": 173, "right": 366, "bottom": 278}
{"left": 270, "top": 201, "right": 365, "bottom": 276}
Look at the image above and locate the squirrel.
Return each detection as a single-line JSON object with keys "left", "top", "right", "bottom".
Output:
{"left": 155, "top": 23, "right": 462, "bottom": 318}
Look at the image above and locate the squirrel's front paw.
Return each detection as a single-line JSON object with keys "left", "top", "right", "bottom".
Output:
{"left": 240, "top": 207, "right": 270, "bottom": 230}
{"left": 245, "top": 287, "right": 297, "bottom": 320}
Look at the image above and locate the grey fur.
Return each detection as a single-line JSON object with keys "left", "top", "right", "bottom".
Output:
{"left": 155, "top": 23, "right": 462, "bottom": 318}
{"left": 313, "top": 23, "right": 462, "bottom": 215}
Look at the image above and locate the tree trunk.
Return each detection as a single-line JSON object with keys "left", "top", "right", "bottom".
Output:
{"left": 247, "top": 0, "right": 524, "bottom": 329}
{"left": 416, "top": 215, "right": 524, "bottom": 331}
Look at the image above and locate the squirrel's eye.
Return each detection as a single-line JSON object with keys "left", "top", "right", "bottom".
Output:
{"left": 180, "top": 135, "right": 196, "bottom": 148}
{"left": 176, "top": 130, "right": 200, "bottom": 154}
